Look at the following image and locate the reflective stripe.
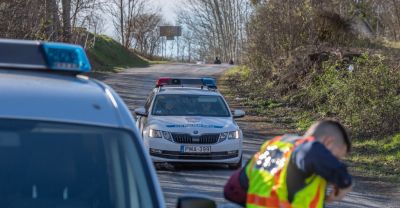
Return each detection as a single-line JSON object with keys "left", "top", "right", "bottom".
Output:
{"left": 309, "top": 184, "right": 321, "bottom": 208}
{"left": 295, "top": 136, "right": 314, "bottom": 146}
{"left": 247, "top": 194, "right": 291, "bottom": 208}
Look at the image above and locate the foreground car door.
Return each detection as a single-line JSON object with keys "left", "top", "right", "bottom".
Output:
{"left": 0, "top": 118, "right": 161, "bottom": 208}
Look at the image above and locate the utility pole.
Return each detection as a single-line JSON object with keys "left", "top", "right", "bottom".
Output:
{"left": 177, "top": 36, "right": 179, "bottom": 62}
{"left": 161, "top": 37, "right": 164, "bottom": 60}
{"left": 188, "top": 41, "right": 191, "bottom": 63}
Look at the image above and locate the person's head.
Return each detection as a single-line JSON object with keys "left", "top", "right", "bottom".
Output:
{"left": 165, "top": 101, "right": 174, "bottom": 110}
{"left": 304, "top": 120, "right": 351, "bottom": 159}
{"left": 203, "top": 102, "right": 212, "bottom": 110}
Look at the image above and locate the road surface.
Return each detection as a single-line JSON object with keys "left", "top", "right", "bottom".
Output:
{"left": 96, "top": 63, "right": 399, "bottom": 208}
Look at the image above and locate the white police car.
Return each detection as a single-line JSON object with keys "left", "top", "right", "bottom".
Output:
{"left": 135, "top": 78, "right": 245, "bottom": 168}
{"left": 0, "top": 39, "right": 217, "bottom": 208}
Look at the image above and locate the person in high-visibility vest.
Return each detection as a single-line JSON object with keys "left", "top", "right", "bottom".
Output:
{"left": 224, "top": 120, "right": 353, "bottom": 208}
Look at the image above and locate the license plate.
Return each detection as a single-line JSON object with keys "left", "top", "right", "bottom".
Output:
{"left": 181, "top": 145, "right": 211, "bottom": 153}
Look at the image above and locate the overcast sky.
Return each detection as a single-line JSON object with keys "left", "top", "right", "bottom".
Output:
{"left": 152, "top": 0, "right": 183, "bottom": 23}
{"left": 104, "top": 0, "right": 183, "bottom": 37}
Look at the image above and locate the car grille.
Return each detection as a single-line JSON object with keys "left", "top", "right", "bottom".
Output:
{"left": 150, "top": 149, "right": 239, "bottom": 160}
{"left": 171, "top": 133, "right": 220, "bottom": 144}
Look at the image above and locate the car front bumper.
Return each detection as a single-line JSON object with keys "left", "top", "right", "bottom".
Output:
{"left": 144, "top": 136, "right": 242, "bottom": 164}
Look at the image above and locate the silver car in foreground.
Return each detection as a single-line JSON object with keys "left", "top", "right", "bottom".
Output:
{"left": 0, "top": 39, "right": 217, "bottom": 208}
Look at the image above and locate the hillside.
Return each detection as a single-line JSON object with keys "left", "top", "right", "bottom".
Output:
{"left": 87, "top": 35, "right": 148, "bottom": 71}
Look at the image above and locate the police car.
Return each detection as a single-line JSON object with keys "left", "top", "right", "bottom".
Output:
{"left": 0, "top": 39, "right": 215, "bottom": 208}
{"left": 135, "top": 77, "right": 245, "bottom": 168}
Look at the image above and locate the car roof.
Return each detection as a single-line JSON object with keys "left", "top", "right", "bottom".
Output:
{"left": 155, "top": 87, "right": 222, "bottom": 96}
{"left": 0, "top": 69, "right": 134, "bottom": 128}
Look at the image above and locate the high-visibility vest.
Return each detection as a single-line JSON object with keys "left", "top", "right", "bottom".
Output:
{"left": 245, "top": 136, "right": 327, "bottom": 208}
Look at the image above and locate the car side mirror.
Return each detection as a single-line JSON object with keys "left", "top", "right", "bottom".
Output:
{"left": 177, "top": 195, "right": 217, "bottom": 208}
{"left": 233, "top": 109, "right": 245, "bottom": 118}
{"left": 134, "top": 107, "right": 148, "bottom": 117}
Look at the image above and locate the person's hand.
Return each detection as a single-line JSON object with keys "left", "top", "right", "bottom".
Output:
{"left": 325, "top": 184, "right": 353, "bottom": 203}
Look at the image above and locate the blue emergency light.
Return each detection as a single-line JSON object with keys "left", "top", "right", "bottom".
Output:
{"left": 41, "top": 42, "right": 91, "bottom": 72}
{"left": 0, "top": 39, "right": 91, "bottom": 73}
{"left": 201, "top": 77, "right": 217, "bottom": 89}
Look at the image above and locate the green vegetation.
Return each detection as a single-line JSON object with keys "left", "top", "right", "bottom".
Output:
{"left": 222, "top": 55, "right": 400, "bottom": 179}
{"left": 304, "top": 54, "right": 400, "bottom": 138}
{"left": 296, "top": 112, "right": 316, "bottom": 131}
{"left": 383, "top": 40, "right": 400, "bottom": 49}
{"left": 87, "top": 35, "right": 148, "bottom": 72}
{"left": 348, "top": 133, "right": 400, "bottom": 181}
{"left": 148, "top": 60, "right": 171, "bottom": 65}
{"left": 224, "top": 1, "right": 400, "bottom": 180}
{"left": 224, "top": 66, "right": 258, "bottom": 100}
{"left": 224, "top": 65, "right": 251, "bottom": 78}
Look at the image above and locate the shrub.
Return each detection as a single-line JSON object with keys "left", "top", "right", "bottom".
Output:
{"left": 305, "top": 54, "right": 400, "bottom": 138}
{"left": 224, "top": 66, "right": 252, "bottom": 95}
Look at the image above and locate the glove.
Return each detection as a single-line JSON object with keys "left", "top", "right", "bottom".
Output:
{"left": 325, "top": 183, "right": 353, "bottom": 203}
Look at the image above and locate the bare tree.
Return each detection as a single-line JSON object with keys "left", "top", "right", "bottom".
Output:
{"left": 0, "top": 0, "right": 107, "bottom": 45}
{"left": 177, "top": 0, "right": 251, "bottom": 63}
{"left": 130, "top": 12, "right": 162, "bottom": 57}
{"left": 62, "top": 0, "right": 72, "bottom": 42}
{"left": 108, "top": 0, "right": 147, "bottom": 48}
{"left": 69, "top": 0, "right": 106, "bottom": 48}
{"left": 70, "top": 0, "right": 105, "bottom": 29}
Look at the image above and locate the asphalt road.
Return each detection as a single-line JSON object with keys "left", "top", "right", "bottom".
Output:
{"left": 96, "top": 63, "right": 399, "bottom": 208}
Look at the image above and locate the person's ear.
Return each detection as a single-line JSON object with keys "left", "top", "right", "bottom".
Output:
{"left": 319, "top": 136, "right": 328, "bottom": 145}
{"left": 320, "top": 136, "right": 334, "bottom": 147}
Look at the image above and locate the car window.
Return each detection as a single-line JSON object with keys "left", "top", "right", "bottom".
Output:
{"left": 0, "top": 119, "right": 157, "bottom": 208}
{"left": 151, "top": 94, "right": 230, "bottom": 117}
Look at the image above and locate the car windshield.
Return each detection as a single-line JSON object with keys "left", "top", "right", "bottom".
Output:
{"left": 152, "top": 94, "right": 230, "bottom": 117}
{"left": 0, "top": 119, "right": 156, "bottom": 208}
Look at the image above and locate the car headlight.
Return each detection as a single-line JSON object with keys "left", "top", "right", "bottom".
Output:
{"left": 219, "top": 131, "right": 240, "bottom": 141}
{"left": 149, "top": 129, "right": 162, "bottom": 138}
{"left": 228, "top": 130, "right": 240, "bottom": 139}
{"left": 149, "top": 129, "right": 173, "bottom": 141}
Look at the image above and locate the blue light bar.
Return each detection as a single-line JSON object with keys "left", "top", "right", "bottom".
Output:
{"left": 202, "top": 78, "right": 217, "bottom": 89}
{"left": 41, "top": 42, "right": 91, "bottom": 72}
{"left": 0, "top": 39, "right": 92, "bottom": 73}
{"left": 155, "top": 77, "right": 218, "bottom": 90}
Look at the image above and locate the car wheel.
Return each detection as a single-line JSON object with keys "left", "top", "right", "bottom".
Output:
{"left": 228, "top": 155, "right": 242, "bottom": 170}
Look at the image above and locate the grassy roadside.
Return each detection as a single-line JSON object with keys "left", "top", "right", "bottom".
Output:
{"left": 87, "top": 35, "right": 149, "bottom": 72}
{"left": 220, "top": 67, "right": 400, "bottom": 182}
{"left": 148, "top": 60, "right": 171, "bottom": 65}
{"left": 348, "top": 134, "right": 400, "bottom": 181}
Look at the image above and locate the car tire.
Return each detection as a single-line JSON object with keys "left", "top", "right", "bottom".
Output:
{"left": 228, "top": 154, "right": 242, "bottom": 170}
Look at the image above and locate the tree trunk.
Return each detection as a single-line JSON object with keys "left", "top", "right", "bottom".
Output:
{"left": 62, "top": 0, "right": 71, "bottom": 42}
{"left": 119, "top": 0, "right": 125, "bottom": 47}
{"left": 45, "top": 0, "right": 61, "bottom": 40}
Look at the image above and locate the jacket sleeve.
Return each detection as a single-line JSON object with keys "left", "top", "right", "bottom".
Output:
{"left": 223, "top": 166, "right": 249, "bottom": 206}
{"left": 292, "top": 141, "right": 352, "bottom": 188}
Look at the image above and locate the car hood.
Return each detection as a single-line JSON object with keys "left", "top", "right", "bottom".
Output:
{"left": 147, "top": 116, "right": 238, "bottom": 134}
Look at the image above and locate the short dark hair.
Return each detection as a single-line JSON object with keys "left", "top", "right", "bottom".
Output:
{"left": 321, "top": 120, "right": 351, "bottom": 153}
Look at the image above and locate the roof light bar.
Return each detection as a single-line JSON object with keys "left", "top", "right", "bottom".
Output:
{"left": 155, "top": 77, "right": 217, "bottom": 89}
{"left": 201, "top": 77, "right": 217, "bottom": 89}
{"left": 41, "top": 42, "right": 91, "bottom": 72}
{"left": 0, "top": 39, "right": 91, "bottom": 73}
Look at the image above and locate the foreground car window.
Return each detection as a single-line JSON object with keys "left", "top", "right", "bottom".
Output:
{"left": 152, "top": 94, "right": 230, "bottom": 117}
{"left": 0, "top": 119, "right": 155, "bottom": 208}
